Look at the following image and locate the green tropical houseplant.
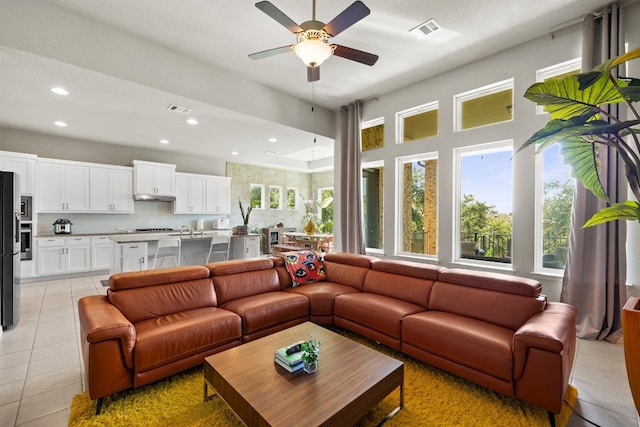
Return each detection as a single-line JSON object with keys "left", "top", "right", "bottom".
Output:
{"left": 517, "top": 47, "right": 640, "bottom": 226}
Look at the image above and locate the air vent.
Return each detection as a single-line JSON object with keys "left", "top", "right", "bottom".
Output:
{"left": 410, "top": 18, "right": 440, "bottom": 40}
{"left": 167, "top": 104, "right": 192, "bottom": 114}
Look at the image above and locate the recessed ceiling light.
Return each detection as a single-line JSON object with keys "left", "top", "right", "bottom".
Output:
{"left": 54, "top": 121, "right": 67, "bottom": 127}
{"left": 268, "top": 137, "right": 278, "bottom": 143}
{"left": 160, "top": 139, "right": 170, "bottom": 144}
{"left": 51, "top": 87, "right": 69, "bottom": 96}
{"left": 187, "top": 118, "right": 198, "bottom": 125}
{"left": 231, "top": 151, "right": 239, "bottom": 156}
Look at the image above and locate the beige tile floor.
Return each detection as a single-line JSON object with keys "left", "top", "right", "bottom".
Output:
{"left": 0, "top": 274, "right": 638, "bottom": 426}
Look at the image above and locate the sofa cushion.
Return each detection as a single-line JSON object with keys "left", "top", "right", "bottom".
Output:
{"left": 283, "top": 250, "right": 326, "bottom": 286}
{"left": 220, "top": 291, "right": 309, "bottom": 337}
{"left": 109, "top": 266, "right": 211, "bottom": 291}
{"left": 209, "top": 259, "right": 281, "bottom": 305}
{"left": 322, "top": 253, "right": 378, "bottom": 291}
{"left": 363, "top": 265, "right": 436, "bottom": 308}
{"left": 285, "top": 281, "right": 360, "bottom": 317}
{"left": 334, "top": 292, "right": 425, "bottom": 340}
{"left": 403, "top": 311, "right": 514, "bottom": 381}
{"left": 133, "top": 307, "right": 241, "bottom": 373}
{"left": 429, "top": 281, "right": 546, "bottom": 331}
{"left": 108, "top": 278, "right": 217, "bottom": 324}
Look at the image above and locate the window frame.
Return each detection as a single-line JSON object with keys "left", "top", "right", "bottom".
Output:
{"left": 395, "top": 151, "right": 439, "bottom": 260}
{"left": 396, "top": 101, "right": 439, "bottom": 144}
{"left": 269, "top": 185, "right": 282, "bottom": 210}
{"left": 249, "top": 183, "right": 265, "bottom": 210}
{"left": 535, "top": 57, "right": 581, "bottom": 115}
{"left": 286, "top": 187, "right": 297, "bottom": 210}
{"left": 454, "top": 78, "right": 514, "bottom": 132}
{"left": 362, "top": 160, "right": 384, "bottom": 254}
{"left": 361, "top": 117, "right": 385, "bottom": 151}
{"left": 453, "top": 139, "right": 513, "bottom": 268}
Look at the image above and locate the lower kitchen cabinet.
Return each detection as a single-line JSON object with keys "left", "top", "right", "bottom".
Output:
{"left": 37, "top": 236, "right": 91, "bottom": 275}
{"left": 230, "top": 234, "right": 261, "bottom": 259}
{"left": 91, "top": 236, "right": 113, "bottom": 270}
{"left": 113, "top": 242, "right": 148, "bottom": 274}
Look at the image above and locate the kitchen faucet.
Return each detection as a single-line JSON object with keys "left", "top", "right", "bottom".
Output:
{"left": 180, "top": 224, "right": 193, "bottom": 237}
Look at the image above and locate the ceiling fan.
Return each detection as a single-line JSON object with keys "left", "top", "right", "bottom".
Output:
{"left": 249, "top": 0, "right": 379, "bottom": 82}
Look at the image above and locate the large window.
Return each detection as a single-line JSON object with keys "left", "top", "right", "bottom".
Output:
{"left": 455, "top": 79, "right": 513, "bottom": 131}
{"left": 396, "top": 153, "right": 438, "bottom": 257}
{"left": 362, "top": 118, "right": 384, "bottom": 151}
{"left": 533, "top": 59, "right": 580, "bottom": 272}
{"left": 455, "top": 141, "right": 512, "bottom": 264}
{"left": 397, "top": 101, "right": 438, "bottom": 143}
{"left": 362, "top": 161, "right": 383, "bottom": 251}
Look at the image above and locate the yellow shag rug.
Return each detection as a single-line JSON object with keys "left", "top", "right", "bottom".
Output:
{"left": 69, "top": 329, "right": 577, "bottom": 427}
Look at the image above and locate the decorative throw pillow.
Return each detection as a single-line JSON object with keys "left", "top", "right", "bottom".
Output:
{"left": 283, "top": 250, "right": 326, "bottom": 287}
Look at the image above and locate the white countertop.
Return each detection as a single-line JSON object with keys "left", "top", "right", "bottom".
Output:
{"left": 108, "top": 230, "right": 231, "bottom": 243}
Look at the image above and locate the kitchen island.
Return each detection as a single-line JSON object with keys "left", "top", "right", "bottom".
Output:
{"left": 109, "top": 231, "right": 232, "bottom": 273}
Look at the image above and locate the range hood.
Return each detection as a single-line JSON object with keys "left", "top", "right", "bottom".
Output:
{"left": 133, "top": 193, "right": 176, "bottom": 202}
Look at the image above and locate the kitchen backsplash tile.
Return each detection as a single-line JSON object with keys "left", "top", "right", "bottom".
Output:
{"left": 37, "top": 201, "right": 228, "bottom": 235}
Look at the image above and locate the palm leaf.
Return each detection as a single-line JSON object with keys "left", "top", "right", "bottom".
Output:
{"left": 584, "top": 201, "right": 640, "bottom": 227}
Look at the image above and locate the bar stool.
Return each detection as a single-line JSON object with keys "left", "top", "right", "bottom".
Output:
{"left": 153, "top": 237, "right": 181, "bottom": 269}
{"left": 206, "top": 235, "right": 230, "bottom": 263}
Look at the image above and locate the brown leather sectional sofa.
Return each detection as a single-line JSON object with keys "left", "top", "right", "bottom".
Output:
{"left": 78, "top": 252, "right": 576, "bottom": 421}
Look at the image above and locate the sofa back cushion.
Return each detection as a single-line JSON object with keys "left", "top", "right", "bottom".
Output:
{"left": 322, "top": 252, "right": 379, "bottom": 290}
{"left": 429, "top": 269, "right": 546, "bottom": 330}
{"left": 362, "top": 260, "right": 443, "bottom": 307}
{"left": 107, "top": 266, "right": 216, "bottom": 324}
{"left": 208, "top": 258, "right": 281, "bottom": 305}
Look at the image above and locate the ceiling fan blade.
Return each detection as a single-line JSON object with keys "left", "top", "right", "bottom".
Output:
{"left": 333, "top": 45, "right": 378, "bottom": 66}
{"left": 323, "top": 1, "right": 370, "bottom": 37}
{"left": 255, "top": 1, "right": 303, "bottom": 33}
{"left": 307, "top": 66, "right": 320, "bottom": 82}
{"left": 248, "top": 45, "right": 293, "bottom": 60}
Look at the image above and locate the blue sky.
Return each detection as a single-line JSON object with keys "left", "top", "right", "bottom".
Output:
{"left": 461, "top": 145, "right": 570, "bottom": 214}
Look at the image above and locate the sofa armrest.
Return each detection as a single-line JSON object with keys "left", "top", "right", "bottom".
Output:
{"left": 78, "top": 295, "right": 136, "bottom": 369}
{"left": 512, "top": 302, "right": 577, "bottom": 379}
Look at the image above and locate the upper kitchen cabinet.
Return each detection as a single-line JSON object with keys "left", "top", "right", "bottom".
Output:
{"left": 90, "top": 166, "right": 134, "bottom": 213}
{"left": 0, "top": 151, "right": 37, "bottom": 195}
{"left": 206, "top": 176, "right": 231, "bottom": 214}
{"left": 38, "top": 159, "right": 90, "bottom": 212}
{"left": 174, "top": 173, "right": 206, "bottom": 214}
{"left": 132, "top": 160, "right": 175, "bottom": 200}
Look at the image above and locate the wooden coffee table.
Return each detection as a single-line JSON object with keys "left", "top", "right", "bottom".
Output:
{"left": 203, "top": 322, "right": 404, "bottom": 426}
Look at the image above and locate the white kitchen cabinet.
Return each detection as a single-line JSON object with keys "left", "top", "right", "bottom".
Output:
{"left": 36, "top": 236, "right": 91, "bottom": 275}
{"left": 90, "top": 166, "right": 134, "bottom": 213}
{"left": 231, "top": 234, "right": 261, "bottom": 260}
{"left": 114, "top": 242, "right": 148, "bottom": 273}
{"left": 91, "top": 236, "right": 113, "bottom": 270}
{"left": 38, "top": 159, "right": 90, "bottom": 212}
{"left": 206, "top": 176, "right": 231, "bottom": 214}
{"left": 174, "top": 173, "right": 206, "bottom": 213}
{"left": 132, "top": 160, "right": 175, "bottom": 199}
{"left": 0, "top": 151, "right": 37, "bottom": 195}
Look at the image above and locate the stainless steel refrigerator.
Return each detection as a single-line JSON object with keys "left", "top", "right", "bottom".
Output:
{"left": 1, "top": 171, "right": 21, "bottom": 329}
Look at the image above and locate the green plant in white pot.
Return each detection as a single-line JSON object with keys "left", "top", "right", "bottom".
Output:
{"left": 517, "top": 47, "right": 640, "bottom": 226}
{"left": 300, "top": 334, "right": 321, "bottom": 374}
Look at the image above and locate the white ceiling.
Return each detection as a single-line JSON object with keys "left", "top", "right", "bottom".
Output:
{"left": 0, "top": 0, "right": 617, "bottom": 170}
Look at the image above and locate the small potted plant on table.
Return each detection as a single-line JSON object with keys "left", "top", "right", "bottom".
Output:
{"left": 301, "top": 334, "right": 321, "bottom": 374}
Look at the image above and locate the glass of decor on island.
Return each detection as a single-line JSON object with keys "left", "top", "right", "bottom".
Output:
{"left": 301, "top": 334, "right": 321, "bottom": 374}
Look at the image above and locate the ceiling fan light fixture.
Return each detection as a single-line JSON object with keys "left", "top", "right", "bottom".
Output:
{"left": 294, "top": 30, "right": 334, "bottom": 66}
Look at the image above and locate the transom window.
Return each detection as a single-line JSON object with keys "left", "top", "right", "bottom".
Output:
{"left": 396, "top": 101, "right": 438, "bottom": 143}
{"left": 362, "top": 118, "right": 384, "bottom": 151}
{"left": 455, "top": 79, "right": 513, "bottom": 131}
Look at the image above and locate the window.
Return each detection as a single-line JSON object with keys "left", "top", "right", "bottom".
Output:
{"left": 361, "top": 118, "right": 384, "bottom": 151}
{"left": 397, "top": 101, "right": 438, "bottom": 143}
{"left": 317, "top": 187, "right": 334, "bottom": 233}
{"left": 362, "top": 161, "right": 383, "bottom": 251}
{"left": 455, "top": 79, "right": 513, "bottom": 131}
{"left": 286, "top": 187, "right": 297, "bottom": 210}
{"left": 533, "top": 59, "right": 580, "bottom": 272}
{"left": 536, "top": 144, "right": 573, "bottom": 271}
{"left": 269, "top": 186, "right": 281, "bottom": 210}
{"left": 396, "top": 153, "right": 438, "bottom": 257}
{"left": 455, "top": 141, "right": 512, "bottom": 264}
{"left": 250, "top": 184, "right": 265, "bottom": 209}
